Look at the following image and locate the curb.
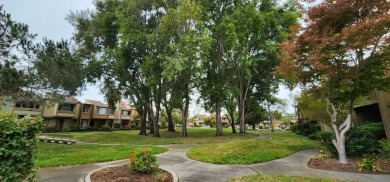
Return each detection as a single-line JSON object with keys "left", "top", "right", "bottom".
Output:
{"left": 84, "top": 166, "right": 179, "bottom": 182}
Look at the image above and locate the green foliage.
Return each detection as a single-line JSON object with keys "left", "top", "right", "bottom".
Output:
{"left": 358, "top": 154, "right": 381, "bottom": 172}
{"left": 315, "top": 131, "right": 333, "bottom": 142}
{"left": 101, "top": 125, "right": 112, "bottom": 132}
{"left": 324, "top": 128, "right": 377, "bottom": 157}
{"left": 378, "top": 139, "right": 390, "bottom": 158}
{"left": 0, "top": 112, "right": 43, "bottom": 182}
{"left": 291, "top": 122, "right": 320, "bottom": 136}
{"left": 308, "top": 134, "right": 318, "bottom": 140}
{"left": 291, "top": 123, "right": 300, "bottom": 133}
{"left": 113, "top": 122, "right": 121, "bottom": 129}
{"left": 358, "top": 122, "right": 386, "bottom": 140}
{"left": 128, "top": 148, "right": 159, "bottom": 174}
{"left": 312, "top": 150, "right": 331, "bottom": 161}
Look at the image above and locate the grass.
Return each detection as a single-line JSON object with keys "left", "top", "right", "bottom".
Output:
{"left": 186, "top": 130, "right": 321, "bottom": 164}
{"left": 70, "top": 127, "right": 258, "bottom": 145}
{"left": 35, "top": 142, "right": 167, "bottom": 168}
{"left": 227, "top": 174, "right": 353, "bottom": 182}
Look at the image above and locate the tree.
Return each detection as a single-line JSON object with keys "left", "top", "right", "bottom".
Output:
{"left": 0, "top": 5, "right": 86, "bottom": 103}
{"left": 276, "top": 0, "right": 390, "bottom": 164}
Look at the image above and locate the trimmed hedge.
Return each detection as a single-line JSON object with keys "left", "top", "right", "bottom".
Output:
{"left": 0, "top": 112, "right": 43, "bottom": 181}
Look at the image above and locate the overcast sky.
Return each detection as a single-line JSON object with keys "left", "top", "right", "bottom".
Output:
{"left": 1, "top": 0, "right": 297, "bottom": 114}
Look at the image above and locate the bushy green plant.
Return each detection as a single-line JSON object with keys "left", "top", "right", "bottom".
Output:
{"left": 0, "top": 112, "right": 43, "bottom": 181}
{"left": 128, "top": 148, "right": 159, "bottom": 173}
{"left": 259, "top": 126, "right": 263, "bottom": 129}
{"left": 358, "top": 154, "right": 381, "bottom": 172}
{"left": 101, "top": 125, "right": 112, "bottom": 132}
{"left": 378, "top": 139, "right": 390, "bottom": 158}
{"left": 359, "top": 122, "right": 385, "bottom": 140}
{"left": 315, "top": 131, "right": 333, "bottom": 142}
{"left": 324, "top": 128, "right": 376, "bottom": 157}
{"left": 291, "top": 124, "right": 300, "bottom": 133}
{"left": 113, "top": 122, "right": 121, "bottom": 130}
{"left": 308, "top": 134, "right": 318, "bottom": 140}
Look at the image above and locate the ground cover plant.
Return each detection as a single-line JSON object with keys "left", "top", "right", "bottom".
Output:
{"left": 186, "top": 130, "right": 320, "bottom": 164}
{"left": 71, "top": 127, "right": 258, "bottom": 145}
{"left": 227, "top": 174, "right": 352, "bottom": 182}
{"left": 35, "top": 143, "right": 167, "bottom": 168}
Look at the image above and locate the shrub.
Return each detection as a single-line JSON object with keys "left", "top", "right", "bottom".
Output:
{"left": 101, "top": 125, "right": 112, "bottom": 132}
{"left": 291, "top": 123, "right": 300, "bottom": 133}
{"left": 132, "top": 125, "right": 139, "bottom": 130}
{"left": 122, "top": 125, "right": 131, "bottom": 130}
{"left": 113, "top": 122, "right": 121, "bottom": 130}
{"left": 324, "top": 128, "right": 376, "bottom": 157}
{"left": 259, "top": 126, "right": 263, "bottom": 129}
{"left": 41, "top": 126, "right": 56, "bottom": 133}
{"left": 358, "top": 154, "right": 381, "bottom": 172}
{"left": 0, "top": 112, "right": 43, "bottom": 181}
{"left": 315, "top": 131, "right": 333, "bottom": 142}
{"left": 308, "top": 134, "right": 318, "bottom": 140}
{"left": 359, "top": 122, "right": 385, "bottom": 140}
{"left": 128, "top": 148, "right": 159, "bottom": 173}
{"left": 378, "top": 139, "right": 390, "bottom": 158}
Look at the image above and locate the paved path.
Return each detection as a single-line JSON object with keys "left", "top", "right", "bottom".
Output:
{"left": 38, "top": 144, "right": 390, "bottom": 182}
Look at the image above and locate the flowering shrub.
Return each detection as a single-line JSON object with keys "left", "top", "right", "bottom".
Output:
{"left": 128, "top": 148, "right": 159, "bottom": 173}
{"left": 0, "top": 111, "right": 43, "bottom": 181}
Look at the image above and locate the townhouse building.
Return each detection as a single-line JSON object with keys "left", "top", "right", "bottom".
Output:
{"left": 0, "top": 97, "right": 135, "bottom": 132}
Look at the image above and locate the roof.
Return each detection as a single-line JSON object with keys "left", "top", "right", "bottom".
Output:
{"left": 85, "top": 99, "right": 107, "bottom": 107}
{"left": 63, "top": 97, "right": 81, "bottom": 104}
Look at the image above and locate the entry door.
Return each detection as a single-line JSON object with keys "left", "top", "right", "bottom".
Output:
{"left": 56, "top": 119, "right": 64, "bottom": 132}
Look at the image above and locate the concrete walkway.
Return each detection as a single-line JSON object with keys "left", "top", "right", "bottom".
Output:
{"left": 38, "top": 144, "right": 390, "bottom": 182}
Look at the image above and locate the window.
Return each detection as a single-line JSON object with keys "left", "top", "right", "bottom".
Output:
{"left": 97, "top": 107, "right": 108, "bottom": 114}
{"left": 121, "top": 110, "right": 130, "bottom": 116}
{"left": 82, "top": 105, "right": 90, "bottom": 113}
{"left": 14, "top": 102, "right": 40, "bottom": 109}
{"left": 58, "top": 103, "right": 75, "bottom": 111}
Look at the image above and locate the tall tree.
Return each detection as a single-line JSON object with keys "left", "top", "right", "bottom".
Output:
{"left": 276, "top": 0, "right": 390, "bottom": 164}
{"left": 160, "top": 0, "right": 210, "bottom": 137}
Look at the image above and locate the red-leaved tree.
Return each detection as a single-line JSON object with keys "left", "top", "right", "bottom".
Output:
{"left": 276, "top": 0, "right": 390, "bottom": 164}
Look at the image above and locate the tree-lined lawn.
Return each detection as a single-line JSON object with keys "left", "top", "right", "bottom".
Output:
{"left": 36, "top": 143, "right": 167, "bottom": 168}
{"left": 70, "top": 127, "right": 258, "bottom": 145}
{"left": 187, "top": 131, "right": 320, "bottom": 164}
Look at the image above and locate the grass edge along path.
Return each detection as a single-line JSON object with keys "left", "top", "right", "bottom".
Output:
{"left": 226, "top": 174, "right": 354, "bottom": 182}
{"left": 186, "top": 131, "right": 320, "bottom": 164}
{"left": 36, "top": 143, "right": 167, "bottom": 168}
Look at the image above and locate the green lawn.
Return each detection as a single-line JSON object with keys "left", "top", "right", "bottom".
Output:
{"left": 70, "top": 127, "right": 258, "bottom": 145}
{"left": 186, "top": 130, "right": 321, "bottom": 164}
{"left": 36, "top": 142, "right": 167, "bottom": 168}
{"left": 227, "top": 174, "right": 352, "bottom": 182}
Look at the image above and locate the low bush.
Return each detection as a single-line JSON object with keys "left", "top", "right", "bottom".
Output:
{"left": 131, "top": 125, "right": 139, "bottom": 130}
{"left": 113, "top": 122, "right": 121, "bottom": 130}
{"left": 101, "top": 125, "right": 112, "bottom": 132}
{"left": 291, "top": 124, "right": 300, "bottom": 133}
{"left": 41, "top": 126, "right": 56, "bottom": 133}
{"left": 359, "top": 122, "right": 386, "bottom": 140}
{"left": 308, "top": 134, "right": 318, "bottom": 140}
{"left": 259, "top": 126, "right": 263, "bottom": 129}
{"left": 358, "top": 154, "right": 381, "bottom": 172}
{"left": 324, "top": 128, "right": 376, "bottom": 157}
{"left": 0, "top": 112, "right": 43, "bottom": 181}
{"left": 316, "top": 131, "right": 333, "bottom": 142}
{"left": 378, "top": 139, "right": 390, "bottom": 158}
{"left": 128, "top": 148, "right": 159, "bottom": 173}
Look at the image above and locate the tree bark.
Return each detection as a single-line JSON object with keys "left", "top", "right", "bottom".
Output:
{"left": 181, "top": 96, "right": 189, "bottom": 138}
{"left": 138, "top": 103, "right": 148, "bottom": 136}
{"left": 327, "top": 99, "right": 353, "bottom": 164}
{"left": 267, "top": 101, "right": 274, "bottom": 132}
{"left": 148, "top": 109, "right": 154, "bottom": 134}
{"left": 153, "top": 104, "right": 160, "bottom": 137}
{"left": 166, "top": 108, "right": 175, "bottom": 132}
{"left": 215, "top": 101, "right": 223, "bottom": 136}
{"left": 227, "top": 110, "right": 237, "bottom": 133}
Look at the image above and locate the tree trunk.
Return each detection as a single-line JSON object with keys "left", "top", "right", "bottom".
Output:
{"left": 327, "top": 99, "right": 353, "bottom": 164}
{"left": 267, "top": 102, "right": 274, "bottom": 132}
{"left": 238, "top": 92, "right": 246, "bottom": 134}
{"left": 153, "top": 104, "right": 160, "bottom": 137}
{"left": 148, "top": 109, "right": 154, "bottom": 134}
{"left": 166, "top": 108, "right": 175, "bottom": 132}
{"left": 181, "top": 96, "right": 189, "bottom": 138}
{"left": 215, "top": 101, "right": 223, "bottom": 137}
{"left": 138, "top": 103, "right": 147, "bottom": 136}
{"left": 227, "top": 110, "right": 237, "bottom": 133}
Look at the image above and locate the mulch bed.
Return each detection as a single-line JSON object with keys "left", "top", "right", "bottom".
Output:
{"left": 308, "top": 156, "right": 390, "bottom": 174}
{"left": 90, "top": 164, "right": 173, "bottom": 182}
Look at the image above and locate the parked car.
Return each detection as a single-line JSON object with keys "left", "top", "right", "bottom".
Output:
{"left": 284, "top": 126, "right": 291, "bottom": 131}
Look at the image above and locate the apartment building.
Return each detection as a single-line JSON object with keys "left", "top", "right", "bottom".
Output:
{"left": 0, "top": 97, "right": 135, "bottom": 132}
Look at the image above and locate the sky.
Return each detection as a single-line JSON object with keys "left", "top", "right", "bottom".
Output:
{"left": 1, "top": 0, "right": 297, "bottom": 114}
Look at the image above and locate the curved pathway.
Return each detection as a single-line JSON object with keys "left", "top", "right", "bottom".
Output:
{"left": 38, "top": 144, "right": 390, "bottom": 182}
